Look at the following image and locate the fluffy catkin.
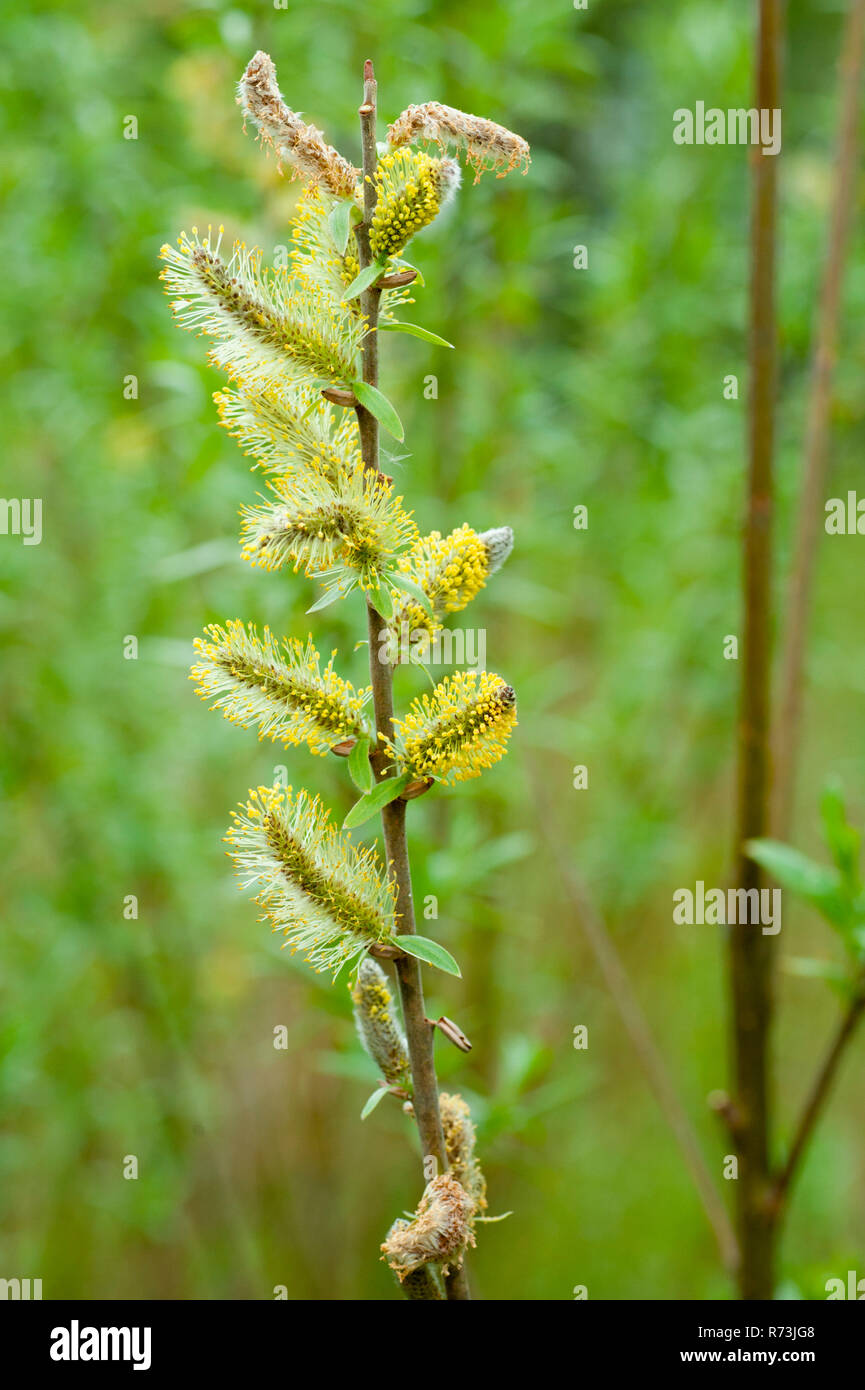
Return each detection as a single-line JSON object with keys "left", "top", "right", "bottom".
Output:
{"left": 387, "top": 101, "right": 530, "bottom": 182}
{"left": 439, "top": 1092, "right": 487, "bottom": 1219}
{"left": 352, "top": 958, "right": 411, "bottom": 1089}
{"left": 227, "top": 785, "right": 397, "bottom": 977}
{"left": 238, "top": 51, "right": 359, "bottom": 198}
{"left": 190, "top": 622, "right": 372, "bottom": 755}
{"left": 381, "top": 1174, "right": 475, "bottom": 1278}
{"left": 384, "top": 1225, "right": 444, "bottom": 1300}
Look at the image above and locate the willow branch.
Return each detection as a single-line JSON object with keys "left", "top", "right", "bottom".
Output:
{"left": 772, "top": 0, "right": 865, "bottom": 841}
{"left": 728, "top": 0, "right": 783, "bottom": 1301}
{"left": 354, "top": 61, "right": 470, "bottom": 1302}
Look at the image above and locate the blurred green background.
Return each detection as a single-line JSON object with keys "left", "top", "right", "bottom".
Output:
{"left": 2, "top": 0, "right": 864, "bottom": 1300}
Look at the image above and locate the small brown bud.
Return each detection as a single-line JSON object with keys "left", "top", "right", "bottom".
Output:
{"left": 369, "top": 941, "right": 404, "bottom": 961}
{"left": 403, "top": 776, "right": 434, "bottom": 801}
{"left": 320, "top": 387, "right": 359, "bottom": 408}
{"left": 433, "top": 1016, "right": 472, "bottom": 1052}
{"left": 378, "top": 269, "right": 418, "bottom": 289}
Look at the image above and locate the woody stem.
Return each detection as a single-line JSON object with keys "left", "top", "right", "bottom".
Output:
{"left": 354, "top": 58, "right": 470, "bottom": 1303}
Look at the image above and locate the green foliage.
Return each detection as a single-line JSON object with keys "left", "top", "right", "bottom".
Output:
{"left": 351, "top": 380, "right": 405, "bottom": 440}
{"left": 343, "top": 772, "right": 411, "bottom": 828}
{"left": 2, "top": 0, "right": 864, "bottom": 1301}
{"left": 393, "top": 934, "right": 462, "bottom": 978}
{"left": 748, "top": 786, "right": 865, "bottom": 974}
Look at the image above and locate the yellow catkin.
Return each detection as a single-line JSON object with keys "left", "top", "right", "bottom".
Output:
{"left": 191, "top": 621, "right": 372, "bottom": 755}
{"left": 227, "top": 785, "right": 397, "bottom": 978}
{"left": 392, "top": 670, "right": 517, "bottom": 784}
{"left": 351, "top": 958, "right": 411, "bottom": 1088}
{"left": 370, "top": 149, "right": 460, "bottom": 260}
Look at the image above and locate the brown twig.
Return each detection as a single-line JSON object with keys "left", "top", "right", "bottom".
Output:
{"left": 728, "top": 0, "right": 783, "bottom": 1300}
{"left": 772, "top": 0, "right": 865, "bottom": 841}
{"left": 537, "top": 799, "right": 739, "bottom": 1275}
{"left": 769, "top": 988, "right": 865, "bottom": 1215}
{"left": 354, "top": 60, "right": 470, "bottom": 1302}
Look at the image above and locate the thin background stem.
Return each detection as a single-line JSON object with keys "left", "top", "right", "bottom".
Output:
{"left": 770, "top": 988, "right": 865, "bottom": 1214}
{"left": 354, "top": 60, "right": 470, "bottom": 1301}
{"left": 766, "top": 0, "right": 865, "bottom": 1241}
{"left": 535, "top": 794, "right": 739, "bottom": 1274}
{"left": 772, "top": 0, "right": 865, "bottom": 841}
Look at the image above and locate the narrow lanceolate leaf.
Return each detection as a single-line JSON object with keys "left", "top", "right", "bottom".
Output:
{"left": 393, "top": 934, "right": 461, "bottom": 978}
{"left": 819, "top": 781, "right": 861, "bottom": 888}
{"left": 307, "top": 585, "right": 345, "bottom": 614}
{"left": 353, "top": 957, "right": 410, "bottom": 1088}
{"left": 379, "top": 322, "right": 454, "bottom": 349}
{"left": 342, "top": 260, "right": 388, "bottom": 302}
{"left": 348, "top": 737, "right": 375, "bottom": 793}
{"left": 361, "top": 1086, "right": 392, "bottom": 1120}
{"left": 745, "top": 839, "right": 847, "bottom": 925}
{"left": 351, "top": 381, "right": 405, "bottom": 441}
{"left": 387, "top": 570, "right": 434, "bottom": 615}
{"left": 745, "top": 839, "right": 837, "bottom": 896}
{"left": 329, "top": 199, "right": 363, "bottom": 257}
{"left": 191, "top": 620, "right": 372, "bottom": 755}
{"left": 343, "top": 772, "right": 412, "bottom": 829}
{"left": 227, "top": 785, "right": 397, "bottom": 978}
{"left": 367, "top": 579, "right": 395, "bottom": 621}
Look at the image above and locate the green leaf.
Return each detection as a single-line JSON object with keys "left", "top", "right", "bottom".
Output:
{"left": 351, "top": 381, "right": 404, "bottom": 441}
{"left": 328, "top": 200, "right": 362, "bottom": 256}
{"left": 379, "top": 321, "right": 454, "bottom": 349}
{"left": 306, "top": 585, "right": 344, "bottom": 614}
{"left": 393, "top": 934, "right": 461, "bottom": 978}
{"left": 343, "top": 771, "right": 411, "bottom": 829}
{"left": 342, "top": 259, "right": 387, "bottom": 302}
{"left": 348, "top": 737, "right": 374, "bottom": 793}
{"left": 360, "top": 1086, "right": 390, "bottom": 1120}
{"left": 820, "top": 781, "right": 861, "bottom": 889}
{"left": 745, "top": 838, "right": 851, "bottom": 930}
{"left": 783, "top": 956, "right": 849, "bottom": 986}
{"left": 367, "top": 581, "right": 395, "bottom": 621}
{"left": 746, "top": 839, "right": 838, "bottom": 899}
{"left": 388, "top": 570, "right": 434, "bottom": 614}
